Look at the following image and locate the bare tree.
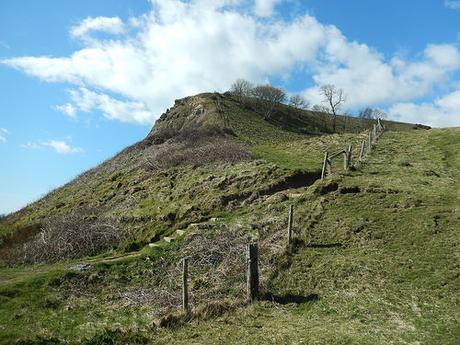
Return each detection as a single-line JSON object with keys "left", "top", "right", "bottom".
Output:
{"left": 230, "top": 79, "right": 254, "bottom": 102}
{"left": 359, "top": 107, "right": 387, "bottom": 121}
{"left": 320, "top": 84, "right": 346, "bottom": 132}
{"left": 371, "top": 108, "right": 387, "bottom": 120}
{"left": 251, "top": 84, "right": 286, "bottom": 120}
{"left": 289, "top": 94, "right": 310, "bottom": 110}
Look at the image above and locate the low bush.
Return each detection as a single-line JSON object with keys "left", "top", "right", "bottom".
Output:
{"left": 146, "top": 127, "right": 250, "bottom": 170}
{"left": 2, "top": 210, "right": 125, "bottom": 264}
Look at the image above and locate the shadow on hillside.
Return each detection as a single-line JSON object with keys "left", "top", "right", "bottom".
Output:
{"left": 263, "top": 293, "right": 320, "bottom": 305}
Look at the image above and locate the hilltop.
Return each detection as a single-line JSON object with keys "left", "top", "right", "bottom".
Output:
{"left": 0, "top": 93, "right": 458, "bottom": 344}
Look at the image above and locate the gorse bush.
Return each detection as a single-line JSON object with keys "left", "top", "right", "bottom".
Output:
{"left": 2, "top": 211, "right": 125, "bottom": 264}
{"left": 146, "top": 127, "right": 251, "bottom": 170}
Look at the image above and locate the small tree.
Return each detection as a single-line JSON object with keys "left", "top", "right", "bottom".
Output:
{"left": 289, "top": 94, "right": 309, "bottom": 110}
{"left": 359, "top": 107, "right": 387, "bottom": 120}
{"left": 252, "top": 84, "right": 286, "bottom": 120}
{"left": 320, "top": 84, "right": 346, "bottom": 132}
{"left": 230, "top": 79, "right": 254, "bottom": 102}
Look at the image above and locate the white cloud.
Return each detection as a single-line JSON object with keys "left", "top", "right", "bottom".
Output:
{"left": 69, "top": 87, "right": 153, "bottom": 124}
{"left": 388, "top": 90, "right": 460, "bottom": 128}
{"left": 70, "top": 16, "right": 125, "bottom": 42}
{"left": 54, "top": 103, "right": 77, "bottom": 118}
{"left": 254, "top": 0, "right": 282, "bottom": 17}
{"left": 22, "top": 140, "right": 83, "bottom": 154}
{"left": 424, "top": 44, "right": 460, "bottom": 69}
{"left": 44, "top": 140, "right": 83, "bottom": 154}
{"left": 302, "top": 39, "right": 460, "bottom": 110}
{"left": 1, "top": 0, "right": 460, "bottom": 127}
{"left": 0, "top": 128, "right": 8, "bottom": 143}
{"left": 445, "top": 1, "right": 460, "bottom": 10}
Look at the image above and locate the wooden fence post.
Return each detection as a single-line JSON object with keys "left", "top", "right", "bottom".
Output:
{"left": 287, "top": 205, "right": 293, "bottom": 245}
{"left": 368, "top": 131, "right": 372, "bottom": 151}
{"left": 182, "top": 257, "right": 189, "bottom": 313}
{"left": 345, "top": 144, "right": 353, "bottom": 173}
{"left": 246, "top": 243, "right": 259, "bottom": 302}
{"left": 373, "top": 124, "right": 377, "bottom": 141}
{"left": 343, "top": 150, "right": 348, "bottom": 173}
{"left": 321, "top": 152, "right": 329, "bottom": 180}
{"left": 359, "top": 140, "right": 365, "bottom": 160}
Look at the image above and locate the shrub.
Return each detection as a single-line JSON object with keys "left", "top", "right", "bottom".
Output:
{"left": 145, "top": 127, "right": 250, "bottom": 170}
{"left": 2, "top": 210, "right": 125, "bottom": 264}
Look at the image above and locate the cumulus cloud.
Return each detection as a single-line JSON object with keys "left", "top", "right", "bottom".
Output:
{"left": 302, "top": 40, "right": 460, "bottom": 110}
{"left": 1, "top": 0, "right": 460, "bottom": 128}
{"left": 388, "top": 90, "right": 460, "bottom": 128}
{"left": 69, "top": 87, "right": 153, "bottom": 123}
{"left": 254, "top": 0, "right": 282, "bottom": 17}
{"left": 0, "top": 128, "right": 8, "bottom": 143}
{"left": 22, "top": 140, "right": 83, "bottom": 154}
{"left": 445, "top": 0, "right": 460, "bottom": 10}
{"left": 70, "top": 16, "right": 125, "bottom": 42}
{"left": 54, "top": 103, "right": 76, "bottom": 118}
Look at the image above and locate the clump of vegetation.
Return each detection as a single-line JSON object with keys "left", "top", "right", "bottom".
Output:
{"left": 145, "top": 127, "right": 251, "bottom": 170}
{"left": 2, "top": 210, "right": 125, "bottom": 264}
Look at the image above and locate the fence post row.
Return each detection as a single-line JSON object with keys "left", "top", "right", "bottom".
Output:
{"left": 246, "top": 243, "right": 259, "bottom": 302}
{"left": 173, "top": 120, "right": 386, "bottom": 315}
{"left": 287, "top": 205, "right": 293, "bottom": 245}
{"left": 182, "top": 257, "right": 190, "bottom": 313}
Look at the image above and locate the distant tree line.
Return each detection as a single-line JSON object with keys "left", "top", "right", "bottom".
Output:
{"left": 229, "top": 79, "right": 309, "bottom": 120}
{"left": 230, "top": 79, "right": 387, "bottom": 132}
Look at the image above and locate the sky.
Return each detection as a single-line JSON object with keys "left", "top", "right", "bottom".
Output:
{"left": 0, "top": 0, "right": 459, "bottom": 214}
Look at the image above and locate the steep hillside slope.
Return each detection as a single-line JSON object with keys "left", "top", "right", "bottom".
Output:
{"left": 0, "top": 93, "right": 415, "bottom": 263}
{"left": 2, "top": 92, "right": 452, "bottom": 344}
{"left": 0, "top": 126, "right": 457, "bottom": 344}
{"left": 157, "top": 127, "right": 459, "bottom": 345}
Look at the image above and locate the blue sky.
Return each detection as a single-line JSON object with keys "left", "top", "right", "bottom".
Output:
{"left": 1, "top": 0, "right": 459, "bottom": 214}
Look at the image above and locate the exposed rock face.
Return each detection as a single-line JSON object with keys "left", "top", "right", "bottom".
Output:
{"left": 147, "top": 93, "right": 225, "bottom": 139}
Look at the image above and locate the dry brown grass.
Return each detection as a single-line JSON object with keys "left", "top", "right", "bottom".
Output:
{"left": 1, "top": 210, "right": 125, "bottom": 264}
{"left": 145, "top": 127, "right": 250, "bottom": 170}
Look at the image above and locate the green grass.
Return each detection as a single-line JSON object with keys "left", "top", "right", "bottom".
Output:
{"left": 0, "top": 128, "right": 457, "bottom": 344}
{"left": 0, "top": 92, "right": 456, "bottom": 344}
{"left": 158, "top": 128, "right": 460, "bottom": 345}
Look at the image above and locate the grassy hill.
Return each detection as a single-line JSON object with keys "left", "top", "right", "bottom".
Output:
{"left": 0, "top": 93, "right": 458, "bottom": 344}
